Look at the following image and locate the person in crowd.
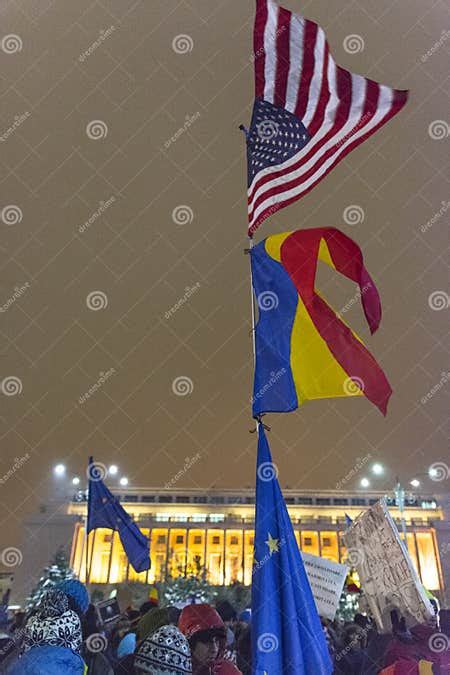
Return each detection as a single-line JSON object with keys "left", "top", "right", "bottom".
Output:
{"left": 110, "top": 616, "right": 133, "bottom": 655}
{"left": 235, "top": 624, "right": 251, "bottom": 675}
{"left": 137, "top": 606, "right": 180, "bottom": 645}
{"left": 382, "top": 618, "right": 450, "bottom": 673}
{"left": 0, "top": 594, "right": 17, "bottom": 671}
{"left": 117, "top": 628, "right": 137, "bottom": 659}
{"left": 215, "top": 602, "right": 237, "bottom": 628}
{"left": 179, "top": 604, "right": 242, "bottom": 675}
{"left": 140, "top": 601, "right": 154, "bottom": 617}
{"left": 9, "top": 610, "right": 26, "bottom": 644}
{"left": 334, "top": 622, "right": 369, "bottom": 675}
{"left": 237, "top": 610, "right": 251, "bottom": 626}
{"left": 215, "top": 601, "right": 238, "bottom": 664}
{"left": 82, "top": 603, "right": 113, "bottom": 675}
{"left": 134, "top": 624, "right": 191, "bottom": 674}
{"left": 56, "top": 578, "right": 90, "bottom": 619}
{"left": 320, "top": 617, "right": 337, "bottom": 666}
{"left": 7, "top": 589, "right": 85, "bottom": 674}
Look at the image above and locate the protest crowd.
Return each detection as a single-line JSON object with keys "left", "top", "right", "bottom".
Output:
{"left": 0, "top": 578, "right": 449, "bottom": 675}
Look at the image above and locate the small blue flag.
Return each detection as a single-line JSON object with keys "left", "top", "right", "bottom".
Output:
{"left": 345, "top": 513, "right": 353, "bottom": 527}
{"left": 252, "top": 427, "right": 332, "bottom": 675}
{"left": 87, "top": 458, "right": 150, "bottom": 573}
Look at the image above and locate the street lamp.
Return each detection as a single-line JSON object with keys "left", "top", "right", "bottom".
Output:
{"left": 360, "top": 477, "right": 370, "bottom": 488}
{"left": 53, "top": 464, "right": 66, "bottom": 476}
{"left": 119, "top": 476, "right": 128, "bottom": 486}
{"left": 371, "top": 463, "right": 384, "bottom": 476}
{"left": 72, "top": 476, "right": 80, "bottom": 486}
{"left": 410, "top": 479, "right": 420, "bottom": 488}
{"left": 109, "top": 465, "right": 118, "bottom": 476}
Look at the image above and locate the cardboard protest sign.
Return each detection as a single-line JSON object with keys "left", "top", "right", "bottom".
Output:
{"left": 302, "top": 552, "right": 348, "bottom": 620}
{"left": 343, "top": 499, "right": 434, "bottom": 631}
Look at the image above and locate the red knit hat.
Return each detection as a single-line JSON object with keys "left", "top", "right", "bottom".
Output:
{"left": 178, "top": 604, "right": 225, "bottom": 639}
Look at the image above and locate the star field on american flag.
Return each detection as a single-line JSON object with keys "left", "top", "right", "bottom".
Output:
{"left": 247, "top": 98, "right": 311, "bottom": 185}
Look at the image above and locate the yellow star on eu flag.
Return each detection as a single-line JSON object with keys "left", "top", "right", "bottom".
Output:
{"left": 265, "top": 532, "right": 280, "bottom": 555}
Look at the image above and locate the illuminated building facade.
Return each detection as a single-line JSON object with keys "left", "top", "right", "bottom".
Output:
{"left": 66, "top": 487, "right": 445, "bottom": 594}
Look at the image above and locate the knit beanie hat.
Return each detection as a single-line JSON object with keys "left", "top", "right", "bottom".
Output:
{"left": 137, "top": 607, "right": 170, "bottom": 643}
{"left": 23, "top": 590, "right": 82, "bottom": 654}
{"left": 55, "top": 579, "right": 89, "bottom": 615}
{"left": 134, "top": 625, "right": 192, "bottom": 674}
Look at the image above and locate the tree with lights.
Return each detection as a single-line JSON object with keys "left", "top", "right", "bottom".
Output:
{"left": 26, "top": 547, "right": 75, "bottom": 611}
{"left": 161, "top": 555, "right": 216, "bottom": 606}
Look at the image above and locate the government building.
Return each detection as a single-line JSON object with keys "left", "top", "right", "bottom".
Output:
{"left": 11, "top": 487, "right": 450, "bottom": 606}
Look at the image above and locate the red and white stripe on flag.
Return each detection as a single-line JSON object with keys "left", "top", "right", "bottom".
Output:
{"left": 248, "top": 0, "right": 408, "bottom": 235}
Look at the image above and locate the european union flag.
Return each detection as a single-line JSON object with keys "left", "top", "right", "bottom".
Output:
{"left": 252, "top": 427, "right": 332, "bottom": 675}
{"left": 87, "top": 458, "right": 150, "bottom": 573}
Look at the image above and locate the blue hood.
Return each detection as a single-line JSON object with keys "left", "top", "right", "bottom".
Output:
{"left": 7, "top": 645, "right": 85, "bottom": 674}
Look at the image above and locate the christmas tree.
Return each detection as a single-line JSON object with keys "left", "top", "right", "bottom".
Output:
{"left": 26, "top": 547, "right": 75, "bottom": 611}
{"left": 162, "top": 574, "right": 216, "bottom": 606}
{"left": 161, "top": 555, "right": 217, "bottom": 606}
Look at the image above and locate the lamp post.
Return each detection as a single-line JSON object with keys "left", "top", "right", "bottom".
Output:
{"left": 359, "top": 464, "right": 435, "bottom": 541}
{"left": 394, "top": 477, "right": 407, "bottom": 539}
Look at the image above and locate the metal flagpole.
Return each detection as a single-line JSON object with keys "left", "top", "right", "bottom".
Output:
{"left": 248, "top": 235, "right": 258, "bottom": 436}
{"left": 85, "top": 516, "right": 89, "bottom": 584}
{"left": 85, "top": 462, "right": 90, "bottom": 585}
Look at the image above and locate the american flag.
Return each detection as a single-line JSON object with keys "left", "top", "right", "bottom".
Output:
{"left": 245, "top": 0, "right": 408, "bottom": 235}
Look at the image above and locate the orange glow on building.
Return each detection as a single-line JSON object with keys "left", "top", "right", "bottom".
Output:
{"left": 68, "top": 488, "right": 443, "bottom": 592}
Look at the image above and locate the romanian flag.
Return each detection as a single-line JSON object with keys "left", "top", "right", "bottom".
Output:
{"left": 251, "top": 227, "right": 392, "bottom": 416}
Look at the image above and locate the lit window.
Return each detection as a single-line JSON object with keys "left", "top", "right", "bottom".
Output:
{"left": 322, "top": 537, "right": 331, "bottom": 547}
{"left": 191, "top": 514, "right": 207, "bottom": 522}
{"left": 209, "top": 514, "right": 225, "bottom": 523}
{"left": 212, "top": 536, "right": 221, "bottom": 545}
{"left": 155, "top": 514, "right": 170, "bottom": 522}
{"left": 416, "top": 532, "right": 440, "bottom": 590}
{"left": 157, "top": 535, "right": 166, "bottom": 544}
{"left": 176, "top": 535, "right": 184, "bottom": 544}
{"left": 193, "top": 535, "right": 202, "bottom": 544}
{"left": 230, "top": 536, "right": 239, "bottom": 545}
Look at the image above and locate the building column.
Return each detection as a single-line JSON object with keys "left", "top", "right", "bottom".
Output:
{"left": 203, "top": 527, "right": 208, "bottom": 581}
{"left": 146, "top": 528, "right": 152, "bottom": 584}
{"left": 184, "top": 527, "right": 189, "bottom": 577}
{"left": 106, "top": 531, "right": 114, "bottom": 583}
{"left": 241, "top": 529, "right": 245, "bottom": 582}
{"left": 337, "top": 527, "right": 342, "bottom": 563}
{"left": 223, "top": 529, "right": 226, "bottom": 585}
{"left": 165, "top": 528, "right": 171, "bottom": 581}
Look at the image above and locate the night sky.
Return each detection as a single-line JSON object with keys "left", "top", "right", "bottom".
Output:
{"left": 0, "top": 0, "right": 448, "bottom": 556}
